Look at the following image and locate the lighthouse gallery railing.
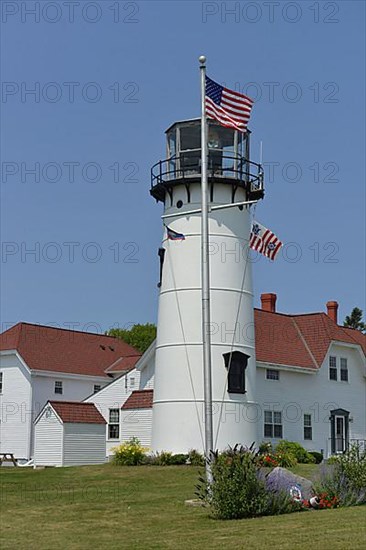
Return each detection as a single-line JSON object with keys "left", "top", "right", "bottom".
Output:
{"left": 151, "top": 150, "right": 264, "bottom": 194}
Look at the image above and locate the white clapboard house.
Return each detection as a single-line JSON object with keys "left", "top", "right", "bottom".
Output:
{"left": 0, "top": 296, "right": 365, "bottom": 462}
{"left": 86, "top": 295, "right": 366, "bottom": 458}
{"left": 84, "top": 341, "right": 155, "bottom": 454}
{"left": 0, "top": 323, "right": 141, "bottom": 461}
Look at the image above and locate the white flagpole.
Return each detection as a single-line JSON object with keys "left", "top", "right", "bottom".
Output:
{"left": 199, "top": 55, "right": 213, "bottom": 484}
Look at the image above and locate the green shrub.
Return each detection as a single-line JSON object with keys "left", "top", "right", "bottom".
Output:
{"left": 335, "top": 444, "right": 366, "bottom": 492}
{"left": 258, "top": 441, "right": 273, "bottom": 455}
{"left": 141, "top": 454, "right": 155, "bottom": 465}
{"left": 196, "top": 445, "right": 300, "bottom": 520}
{"left": 196, "top": 446, "right": 268, "bottom": 519}
{"left": 153, "top": 451, "right": 173, "bottom": 465}
{"left": 274, "top": 451, "right": 298, "bottom": 468}
{"left": 169, "top": 453, "right": 188, "bottom": 465}
{"left": 309, "top": 451, "right": 323, "bottom": 464}
{"left": 112, "top": 437, "right": 146, "bottom": 465}
{"left": 315, "top": 445, "right": 366, "bottom": 506}
{"left": 144, "top": 452, "right": 188, "bottom": 466}
{"left": 276, "top": 441, "right": 316, "bottom": 464}
{"left": 266, "top": 488, "right": 303, "bottom": 515}
{"left": 188, "top": 449, "right": 205, "bottom": 466}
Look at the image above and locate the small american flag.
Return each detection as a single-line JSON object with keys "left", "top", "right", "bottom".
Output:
{"left": 165, "top": 225, "right": 185, "bottom": 241}
{"left": 205, "top": 76, "right": 254, "bottom": 133}
{"left": 250, "top": 221, "right": 282, "bottom": 261}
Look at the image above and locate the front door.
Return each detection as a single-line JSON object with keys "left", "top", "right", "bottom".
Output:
{"left": 335, "top": 416, "right": 346, "bottom": 453}
{"left": 330, "top": 409, "right": 349, "bottom": 455}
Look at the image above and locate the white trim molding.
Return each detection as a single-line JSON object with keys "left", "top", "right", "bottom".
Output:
{"left": 256, "top": 361, "right": 317, "bottom": 375}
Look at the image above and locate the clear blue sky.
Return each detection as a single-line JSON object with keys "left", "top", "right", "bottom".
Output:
{"left": 1, "top": 0, "right": 365, "bottom": 333}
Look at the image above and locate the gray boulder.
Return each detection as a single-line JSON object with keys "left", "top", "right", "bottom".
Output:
{"left": 265, "top": 466, "right": 314, "bottom": 500}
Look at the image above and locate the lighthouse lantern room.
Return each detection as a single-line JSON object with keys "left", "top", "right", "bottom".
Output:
{"left": 150, "top": 118, "right": 264, "bottom": 453}
{"left": 151, "top": 119, "right": 264, "bottom": 204}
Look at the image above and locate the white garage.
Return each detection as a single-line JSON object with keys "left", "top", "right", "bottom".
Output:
{"left": 34, "top": 401, "right": 106, "bottom": 467}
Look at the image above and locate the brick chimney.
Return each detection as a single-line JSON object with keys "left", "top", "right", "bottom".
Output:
{"left": 261, "top": 293, "right": 277, "bottom": 313}
{"left": 326, "top": 301, "right": 338, "bottom": 324}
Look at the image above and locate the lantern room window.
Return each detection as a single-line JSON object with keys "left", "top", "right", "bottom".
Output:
{"left": 151, "top": 118, "right": 264, "bottom": 203}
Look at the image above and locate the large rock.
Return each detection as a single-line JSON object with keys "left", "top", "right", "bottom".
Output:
{"left": 265, "top": 467, "right": 314, "bottom": 500}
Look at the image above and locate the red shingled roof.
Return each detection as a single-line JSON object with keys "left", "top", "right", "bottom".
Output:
{"left": 341, "top": 326, "right": 366, "bottom": 352}
{"left": 122, "top": 390, "right": 153, "bottom": 409}
{"left": 0, "top": 323, "right": 141, "bottom": 377}
{"left": 48, "top": 401, "right": 106, "bottom": 424}
{"left": 2, "top": 312, "right": 364, "bottom": 378}
{"left": 104, "top": 355, "right": 141, "bottom": 374}
{"left": 254, "top": 309, "right": 366, "bottom": 369}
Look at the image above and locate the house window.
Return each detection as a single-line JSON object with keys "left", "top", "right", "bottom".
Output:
{"left": 130, "top": 377, "right": 135, "bottom": 388}
{"left": 108, "top": 409, "right": 120, "bottom": 439}
{"left": 264, "top": 411, "right": 283, "bottom": 438}
{"left": 340, "top": 358, "right": 348, "bottom": 382}
{"left": 223, "top": 351, "right": 249, "bottom": 394}
{"left": 266, "top": 369, "right": 279, "bottom": 381}
{"left": 93, "top": 384, "right": 101, "bottom": 394}
{"left": 329, "top": 356, "right": 337, "bottom": 381}
{"left": 54, "top": 381, "right": 63, "bottom": 394}
{"left": 304, "top": 414, "right": 312, "bottom": 440}
{"left": 0, "top": 372, "right": 3, "bottom": 393}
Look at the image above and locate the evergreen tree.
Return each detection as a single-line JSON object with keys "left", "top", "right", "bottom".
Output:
{"left": 343, "top": 307, "right": 366, "bottom": 333}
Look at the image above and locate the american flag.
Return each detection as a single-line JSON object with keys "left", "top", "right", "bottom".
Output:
{"left": 165, "top": 225, "right": 185, "bottom": 241}
{"left": 205, "top": 76, "right": 254, "bottom": 133}
{"left": 250, "top": 221, "right": 282, "bottom": 261}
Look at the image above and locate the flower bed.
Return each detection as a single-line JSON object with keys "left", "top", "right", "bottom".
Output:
{"left": 196, "top": 443, "right": 365, "bottom": 520}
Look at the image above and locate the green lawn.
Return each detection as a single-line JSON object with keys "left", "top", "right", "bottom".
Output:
{"left": 0, "top": 464, "right": 365, "bottom": 549}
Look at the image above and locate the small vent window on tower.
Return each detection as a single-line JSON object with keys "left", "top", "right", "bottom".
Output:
{"left": 223, "top": 351, "right": 250, "bottom": 394}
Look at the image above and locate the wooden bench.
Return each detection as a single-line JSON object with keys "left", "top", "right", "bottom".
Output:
{"left": 0, "top": 453, "right": 18, "bottom": 466}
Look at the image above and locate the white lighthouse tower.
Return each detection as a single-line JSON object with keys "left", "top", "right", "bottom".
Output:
{"left": 150, "top": 118, "right": 264, "bottom": 453}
